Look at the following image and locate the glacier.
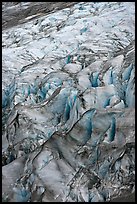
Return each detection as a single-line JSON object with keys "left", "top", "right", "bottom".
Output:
{"left": 2, "top": 2, "right": 135, "bottom": 202}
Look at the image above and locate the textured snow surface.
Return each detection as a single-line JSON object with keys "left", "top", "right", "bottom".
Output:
{"left": 2, "top": 2, "right": 135, "bottom": 202}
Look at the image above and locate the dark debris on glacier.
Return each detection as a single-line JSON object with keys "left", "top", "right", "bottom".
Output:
{"left": 2, "top": 2, "right": 135, "bottom": 202}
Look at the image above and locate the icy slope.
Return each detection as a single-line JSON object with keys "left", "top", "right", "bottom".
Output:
{"left": 2, "top": 2, "right": 135, "bottom": 202}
